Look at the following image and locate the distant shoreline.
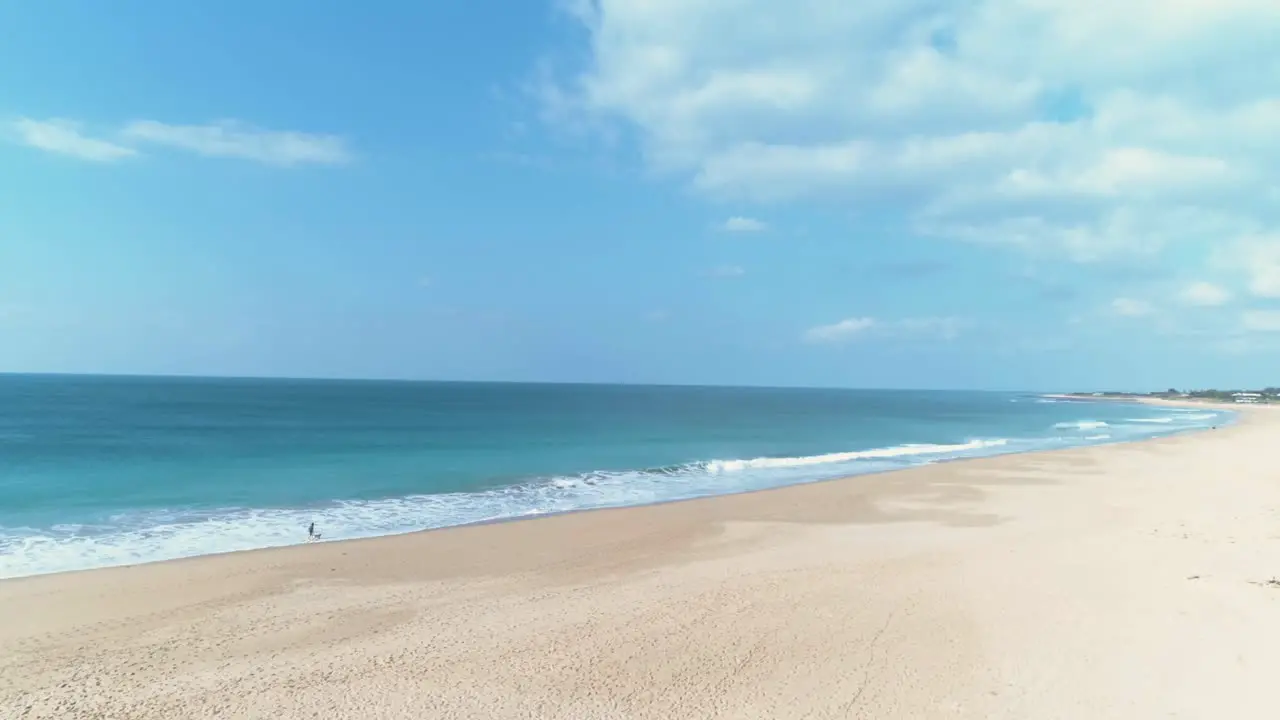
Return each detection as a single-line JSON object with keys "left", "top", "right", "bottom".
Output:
{"left": 1046, "top": 392, "right": 1258, "bottom": 407}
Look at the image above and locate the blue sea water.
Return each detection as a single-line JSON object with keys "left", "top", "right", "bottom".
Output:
{"left": 0, "top": 375, "right": 1231, "bottom": 578}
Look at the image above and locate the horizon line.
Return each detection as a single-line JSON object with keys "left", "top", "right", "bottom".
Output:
{"left": 0, "top": 370, "right": 1057, "bottom": 395}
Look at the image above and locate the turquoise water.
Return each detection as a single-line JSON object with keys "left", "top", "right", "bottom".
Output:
{"left": 0, "top": 375, "right": 1230, "bottom": 578}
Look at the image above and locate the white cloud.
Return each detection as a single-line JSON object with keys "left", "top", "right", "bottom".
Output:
{"left": 1242, "top": 310, "right": 1280, "bottom": 333}
{"left": 990, "top": 147, "right": 1232, "bottom": 199}
{"left": 9, "top": 116, "right": 351, "bottom": 167}
{"left": 1181, "top": 281, "right": 1231, "bottom": 306}
{"left": 545, "top": 0, "right": 1280, "bottom": 262}
{"left": 709, "top": 264, "right": 745, "bottom": 278}
{"left": 122, "top": 120, "right": 351, "bottom": 166}
{"left": 805, "top": 317, "right": 878, "bottom": 343}
{"left": 1218, "top": 234, "right": 1280, "bottom": 298}
{"left": 1111, "top": 297, "right": 1153, "bottom": 317}
{"left": 721, "top": 216, "right": 768, "bottom": 233}
{"left": 805, "top": 315, "right": 967, "bottom": 343}
{"left": 10, "top": 118, "right": 136, "bottom": 162}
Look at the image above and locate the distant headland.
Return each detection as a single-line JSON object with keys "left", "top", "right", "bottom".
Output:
{"left": 1055, "top": 388, "right": 1280, "bottom": 405}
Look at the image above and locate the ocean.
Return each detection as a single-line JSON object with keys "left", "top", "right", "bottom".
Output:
{"left": 0, "top": 375, "right": 1231, "bottom": 579}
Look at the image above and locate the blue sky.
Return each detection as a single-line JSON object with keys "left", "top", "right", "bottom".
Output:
{"left": 3, "top": 1, "right": 1280, "bottom": 391}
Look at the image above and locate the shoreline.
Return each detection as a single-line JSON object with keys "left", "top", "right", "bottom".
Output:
{"left": 0, "top": 397, "right": 1236, "bottom": 583}
{"left": 3, "top": 402, "right": 1275, "bottom": 717}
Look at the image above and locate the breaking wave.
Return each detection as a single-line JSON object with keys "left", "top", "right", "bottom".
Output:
{"left": 1054, "top": 420, "right": 1110, "bottom": 430}
{"left": 0, "top": 439, "right": 1013, "bottom": 579}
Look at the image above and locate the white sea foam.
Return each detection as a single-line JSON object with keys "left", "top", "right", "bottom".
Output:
{"left": 1054, "top": 420, "right": 1110, "bottom": 430}
{"left": 1125, "top": 417, "right": 1174, "bottom": 424}
{"left": 0, "top": 438, "right": 1012, "bottom": 579}
{"left": 1084, "top": 434, "right": 1112, "bottom": 440}
{"left": 704, "top": 439, "right": 1008, "bottom": 473}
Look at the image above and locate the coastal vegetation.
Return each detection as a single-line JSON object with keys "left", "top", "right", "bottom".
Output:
{"left": 1072, "top": 389, "right": 1280, "bottom": 403}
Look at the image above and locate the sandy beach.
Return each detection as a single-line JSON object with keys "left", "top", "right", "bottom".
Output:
{"left": 3, "top": 403, "right": 1279, "bottom": 719}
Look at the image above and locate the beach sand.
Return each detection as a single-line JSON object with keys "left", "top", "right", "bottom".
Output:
{"left": 4, "top": 404, "right": 1280, "bottom": 719}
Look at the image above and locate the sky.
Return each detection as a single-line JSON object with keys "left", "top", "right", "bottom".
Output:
{"left": 2, "top": 1, "right": 1280, "bottom": 391}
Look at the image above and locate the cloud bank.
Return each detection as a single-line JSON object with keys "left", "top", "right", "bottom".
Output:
{"left": 545, "top": 0, "right": 1280, "bottom": 269}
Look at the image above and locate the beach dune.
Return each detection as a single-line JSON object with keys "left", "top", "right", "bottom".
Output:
{"left": 4, "top": 405, "right": 1280, "bottom": 718}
